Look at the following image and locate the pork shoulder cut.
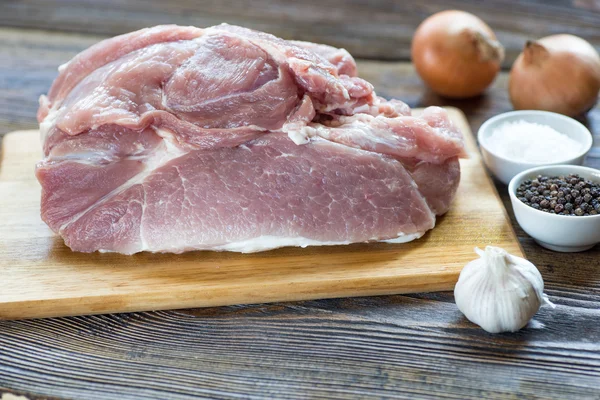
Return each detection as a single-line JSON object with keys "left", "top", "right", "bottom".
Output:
{"left": 36, "top": 24, "right": 465, "bottom": 254}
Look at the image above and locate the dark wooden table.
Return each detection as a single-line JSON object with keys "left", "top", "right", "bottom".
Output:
{"left": 1, "top": 1, "right": 599, "bottom": 399}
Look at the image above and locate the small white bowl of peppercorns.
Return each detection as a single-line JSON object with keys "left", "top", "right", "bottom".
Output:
{"left": 509, "top": 165, "right": 600, "bottom": 252}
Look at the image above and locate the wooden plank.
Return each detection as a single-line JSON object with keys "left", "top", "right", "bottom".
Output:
{"left": 0, "top": 296, "right": 598, "bottom": 400}
{"left": 0, "top": 108, "right": 523, "bottom": 320}
{"left": 1, "top": 0, "right": 600, "bottom": 67}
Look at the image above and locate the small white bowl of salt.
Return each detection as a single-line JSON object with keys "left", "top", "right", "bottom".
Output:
{"left": 478, "top": 110, "right": 593, "bottom": 185}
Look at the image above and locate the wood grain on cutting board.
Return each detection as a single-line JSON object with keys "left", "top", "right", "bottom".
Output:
{"left": 0, "top": 107, "right": 522, "bottom": 320}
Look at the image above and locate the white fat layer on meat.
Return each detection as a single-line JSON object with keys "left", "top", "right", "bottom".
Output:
{"left": 58, "top": 60, "right": 70, "bottom": 73}
{"left": 39, "top": 106, "right": 61, "bottom": 143}
{"left": 285, "top": 117, "right": 391, "bottom": 148}
{"left": 285, "top": 126, "right": 312, "bottom": 145}
{"left": 57, "top": 127, "right": 186, "bottom": 233}
{"left": 210, "top": 232, "right": 425, "bottom": 253}
{"left": 381, "top": 231, "right": 426, "bottom": 243}
{"left": 97, "top": 232, "right": 427, "bottom": 254}
{"left": 97, "top": 232, "right": 428, "bottom": 254}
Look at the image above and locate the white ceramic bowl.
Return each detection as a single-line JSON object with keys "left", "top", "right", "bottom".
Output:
{"left": 509, "top": 165, "right": 600, "bottom": 252}
{"left": 478, "top": 110, "right": 592, "bottom": 185}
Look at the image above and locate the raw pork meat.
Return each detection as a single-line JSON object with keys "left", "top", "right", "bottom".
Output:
{"left": 36, "top": 24, "right": 465, "bottom": 254}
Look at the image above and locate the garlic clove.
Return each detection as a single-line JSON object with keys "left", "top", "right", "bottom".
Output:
{"left": 454, "top": 246, "right": 554, "bottom": 333}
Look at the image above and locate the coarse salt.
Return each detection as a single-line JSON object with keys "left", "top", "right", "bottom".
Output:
{"left": 485, "top": 120, "right": 582, "bottom": 163}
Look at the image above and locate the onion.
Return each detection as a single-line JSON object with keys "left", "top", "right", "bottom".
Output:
{"left": 509, "top": 34, "right": 600, "bottom": 117}
{"left": 411, "top": 10, "right": 504, "bottom": 98}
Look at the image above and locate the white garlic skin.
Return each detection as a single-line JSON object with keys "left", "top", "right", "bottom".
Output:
{"left": 454, "top": 246, "right": 554, "bottom": 333}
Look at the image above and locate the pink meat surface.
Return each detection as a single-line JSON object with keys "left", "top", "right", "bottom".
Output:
{"left": 37, "top": 24, "right": 465, "bottom": 254}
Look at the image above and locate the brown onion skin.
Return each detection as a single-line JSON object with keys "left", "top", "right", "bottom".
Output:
{"left": 509, "top": 34, "right": 600, "bottom": 117}
{"left": 411, "top": 10, "right": 503, "bottom": 99}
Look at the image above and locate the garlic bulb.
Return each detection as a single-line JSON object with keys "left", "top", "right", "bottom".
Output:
{"left": 454, "top": 246, "right": 554, "bottom": 333}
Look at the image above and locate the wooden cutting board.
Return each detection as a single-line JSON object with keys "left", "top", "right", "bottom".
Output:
{"left": 0, "top": 108, "right": 523, "bottom": 320}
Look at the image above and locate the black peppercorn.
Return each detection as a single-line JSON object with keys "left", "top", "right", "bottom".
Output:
{"left": 516, "top": 174, "right": 600, "bottom": 217}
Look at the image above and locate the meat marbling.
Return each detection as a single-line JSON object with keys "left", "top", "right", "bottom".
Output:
{"left": 36, "top": 24, "right": 465, "bottom": 254}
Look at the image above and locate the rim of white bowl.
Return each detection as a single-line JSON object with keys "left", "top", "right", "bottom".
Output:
{"left": 478, "top": 110, "right": 593, "bottom": 166}
{"left": 508, "top": 164, "right": 600, "bottom": 220}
